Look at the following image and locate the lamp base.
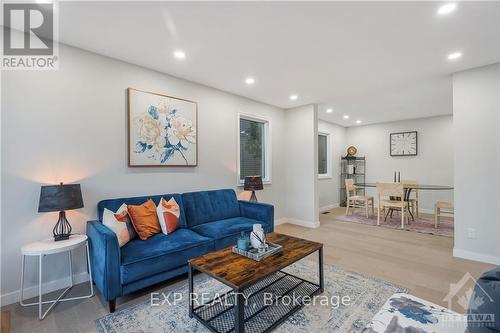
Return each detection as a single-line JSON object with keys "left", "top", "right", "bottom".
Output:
{"left": 54, "top": 234, "right": 71, "bottom": 242}
{"left": 53, "top": 211, "right": 72, "bottom": 242}
{"left": 249, "top": 191, "right": 258, "bottom": 202}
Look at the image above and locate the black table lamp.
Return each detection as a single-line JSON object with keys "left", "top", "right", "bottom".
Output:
{"left": 244, "top": 176, "right": 264, "bottom": 202}
{"left": 38, "top": 183, "right": 84, "bottom": 241}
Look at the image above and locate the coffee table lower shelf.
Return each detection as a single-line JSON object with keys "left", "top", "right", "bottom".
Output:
{"left": 191, "top": 271, "right": 321, "bottom": 333}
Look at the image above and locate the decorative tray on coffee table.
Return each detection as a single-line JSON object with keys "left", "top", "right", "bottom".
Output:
{"left": 232, "top": 242, "right": 283, "bottom": 261}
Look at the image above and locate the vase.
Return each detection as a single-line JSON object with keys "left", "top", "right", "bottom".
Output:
{"left": 250, "top": 224, "right": 264, "bottom": 249}
{"left": 237, "top": 237, "right": 249, "bottom": 251}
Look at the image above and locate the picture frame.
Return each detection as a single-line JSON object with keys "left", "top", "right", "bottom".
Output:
{"left": 390, "top": 131, "right": 418, "bottom": 156}
{"left": 127, "top": 88, "right": 198, "bottom": 167}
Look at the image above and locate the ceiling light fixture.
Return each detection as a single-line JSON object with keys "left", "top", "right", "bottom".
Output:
{"left": 438, "top": 3, "right": 457, "bottom": 15}
{"left": 447, "top": 52, "right": 462, "bottom": 60}
{"left": 245, "top": 77, "right": 255, "bottom": 85}
{"left": 343, "top": 115, "right": 350, "bottom": 119}
{"left": 173, "top": 50, "right": 186, "bottom": 59}
{"left": 356, "top": 120, "right": 362, "bottom": 124}
{"left": 289, "top": 94, "right": 298, "bottom": 101}
{"left": 326, "top": 108, "right": 333, "bottom": 113}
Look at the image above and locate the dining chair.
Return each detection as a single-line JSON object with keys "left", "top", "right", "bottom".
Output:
{"left": 435, "top": 201, "right": 454, "bottom": 228}
{"left": 345, "top": 179, "right": 374, "bottom": 218}
{"left": 401, "top": 179, "right": 419, "bottom": 218}
{"left": 376, "top": 182, "right": 409, "bottom": 229}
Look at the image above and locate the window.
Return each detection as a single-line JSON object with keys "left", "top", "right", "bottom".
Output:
{"left": 318, "top": 133, "right": 330, "bottom": 178}
{"left": 239, "top": 115, "right": 270, "bottom": 183}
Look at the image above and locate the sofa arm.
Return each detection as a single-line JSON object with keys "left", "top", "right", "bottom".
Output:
{"left": 468, "top": 268, "right": 500, "bottom": 333}
{"left": 86, "top": 221, "right": 122, "bottom": 301}
{"left": 239, "top": 200, "right": 274, "bottom": 233}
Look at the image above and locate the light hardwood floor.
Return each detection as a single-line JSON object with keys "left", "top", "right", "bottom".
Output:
{"left": 282, "top": 208, "right": 496, "bottom": 307}
{"left": 2, "top": 207, "right": 496, "bottom": 332}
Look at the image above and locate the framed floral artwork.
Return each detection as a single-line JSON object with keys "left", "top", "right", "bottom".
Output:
{"left": 128, "top": 88, "right": 198, "bottom": 167}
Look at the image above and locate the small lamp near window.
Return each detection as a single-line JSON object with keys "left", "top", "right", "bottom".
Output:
{"left": 244, "top": 176, "right": 264, "bottom": 202}
{"left": 38, "top": 183, "right": 84, "bottom": 241}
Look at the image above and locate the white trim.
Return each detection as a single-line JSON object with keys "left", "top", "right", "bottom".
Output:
{"left": 275, "top": 218, "right": 288, "bottom": 226}
{"left": 318, "top": 131, "right": 331, "bottom": 179}
{"left": 276, "top": 218, "right": 320, "bottom": 228}
{"left": 237, "top": 113, "right": 272, "bottom": 185}
{"left": 320, "top": 203, "right": 339, "bottom": 213}
{"left": 1, "top": 272, "right": 90, "bottom": 307}
{"left": 453, "top": 248, "right": 500, "bottom": 265}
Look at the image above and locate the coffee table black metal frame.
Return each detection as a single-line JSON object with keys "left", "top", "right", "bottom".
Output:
{"left": 188, "top": 246, "right": 324, "bottom": 333}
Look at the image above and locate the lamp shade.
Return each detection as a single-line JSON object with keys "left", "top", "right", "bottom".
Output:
{"left": 38, "top": 183, "right": 84, "bottom": 213}
{"left": 244, "top": 176, "right": 263, "bottom": 191}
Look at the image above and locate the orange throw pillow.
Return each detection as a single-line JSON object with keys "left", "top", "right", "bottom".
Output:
{"left": 127, "top": 199, "right": 161, "bottom": 240}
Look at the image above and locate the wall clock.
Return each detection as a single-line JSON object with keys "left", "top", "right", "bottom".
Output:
{"left": 390, "top": 131, "right": 417, "bottom": 156}
{"left": 347, "top": 146, "right": 357, "bottom": 157}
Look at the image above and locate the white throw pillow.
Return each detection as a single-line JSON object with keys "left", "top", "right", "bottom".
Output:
{"left": 156, "top": 197, "right": 180, "bottom": 235}
{"left": 102, "top": 203, "right": 134, "bottom": 247}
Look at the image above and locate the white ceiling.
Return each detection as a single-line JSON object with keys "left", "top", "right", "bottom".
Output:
{"left": 57, "top": 1, "right": 500, "bottom": 126}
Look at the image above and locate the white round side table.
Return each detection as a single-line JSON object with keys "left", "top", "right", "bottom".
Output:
{"left": 20, "top": 234, "right": 94, "bottom": 320}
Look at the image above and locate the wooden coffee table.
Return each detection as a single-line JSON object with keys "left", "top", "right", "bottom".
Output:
{"left": 188, "top": 232, "right": 324, "bottom": 333}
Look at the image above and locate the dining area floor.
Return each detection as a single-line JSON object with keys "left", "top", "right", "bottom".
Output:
{"left": 276, "top": 207, "right": 496, "bottom": 310}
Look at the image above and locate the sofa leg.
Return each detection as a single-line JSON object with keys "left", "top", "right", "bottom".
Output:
{"left": 108, "top": 299, "right": 116, "bottom": 313}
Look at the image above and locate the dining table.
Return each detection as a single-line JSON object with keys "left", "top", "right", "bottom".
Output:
{"left": 354, "top": 182, "right": 454, "bottom": 221}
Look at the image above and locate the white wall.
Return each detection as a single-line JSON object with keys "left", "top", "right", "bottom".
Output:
{"left": 318, "top": 120, "right": 346, "bottom": 211}
{"left": 1, "top": 44, "right": 289, "bottom": 303}
{"left": 284, "top": 105, "right": 319, "bottom": 227}
{"left": 452, "top": 63, "right": 500, "bottom": 265}
{"left": 345, "top": 116, "right": 454, "bottom": 211}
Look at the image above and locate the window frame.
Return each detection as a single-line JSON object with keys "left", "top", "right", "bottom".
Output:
{"left": 237, "top": 113, "right": 272, "bottom": 186}
{"left": 318, "top": 132, "right": 332, "bottom": 179}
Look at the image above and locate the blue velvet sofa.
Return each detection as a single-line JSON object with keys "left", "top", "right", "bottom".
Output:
{"left": 86, "top": 189, "right": 274, "bottom": 312}
{"left": 468, "top": 267, "right": 500, "bottom": 332}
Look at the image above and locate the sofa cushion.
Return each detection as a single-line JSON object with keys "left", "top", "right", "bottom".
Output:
{"left": 97, "top": 194, "right": 187, "bottom": 228}
{"left": 182, "top": 189, "right": 240, "bottom": 227}
{"left": 191, "top": 216, "right": 259, "bottom": 240}
{"left": 119, "top": 228, "right": 213, "bottom": 284}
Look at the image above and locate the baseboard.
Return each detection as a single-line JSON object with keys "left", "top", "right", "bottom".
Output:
{"left": 278, "top": 218, "right": 320, "bottom": 228}
{"left": 453, "top": 248, "right": 500, "bottom": 265}
{"left": 0, "top": 272, "right": 90, "bottom": 306}
{"left": 275, "top": 218, "right": 288, "bottom": 226}
{"left": 320, "top": 203, "right": 339, "bottom": 213}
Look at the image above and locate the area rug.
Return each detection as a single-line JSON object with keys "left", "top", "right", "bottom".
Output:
{"left": 95, "top": 260, "right": 406, "bottom": 333}
{"left": 362, "top": 293, "right": 467, "bottom": 333}
{"left": 336, "top": 211, "right": 454, "bottom": 237}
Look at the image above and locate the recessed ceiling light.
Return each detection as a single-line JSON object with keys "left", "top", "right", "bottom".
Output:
{"left": 289, "top": 94, "right": 298, "bottom": 101}
{"left": 448, "top": 52, "right": 462, "bottom": 60}
{"left": 245, "top": 77, "right": 255, "bottom": 85}
{"left": 326, "top": 108, "right": 333, "bottom": 113}
{"left": 438, "top": 3, "right": 457, "bottom": 15}
{"left": 356, "top": 120, "right": 362, "bottom": 124}
{"left": 173, "top": 50, "right": 186, "bottom": 59}
{"left": 343, "top": 115, "right": 350, "bottom": 119}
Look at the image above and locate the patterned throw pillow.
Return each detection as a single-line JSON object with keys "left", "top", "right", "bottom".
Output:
{"left": 127, "top": 199, "right": 162, "bottom": 240}
{"left": 102, "top": 203, "right": 136, "bottom": 247}
{"left": 156, "top": 197, "right": 180, "bottom": 235}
